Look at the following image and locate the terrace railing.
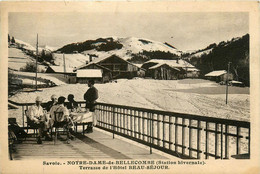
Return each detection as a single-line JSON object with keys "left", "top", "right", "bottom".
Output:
{"left": 9, "top": 100, "right": 250, "bottom": 159}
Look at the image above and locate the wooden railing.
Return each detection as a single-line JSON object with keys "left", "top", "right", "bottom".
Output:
{"left": 9, "top": 100, "right": 250, "bottom": 159}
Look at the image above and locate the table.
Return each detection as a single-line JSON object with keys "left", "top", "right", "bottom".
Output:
{"left": 70, "top": 111, "right": 93, "bottom": 123}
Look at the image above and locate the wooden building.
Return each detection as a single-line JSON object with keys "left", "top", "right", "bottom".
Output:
{"left": 142, "top": 59, "right": 199, "bottom": 79}
{"left": 77, "top": 54, "right": 146, "bottom": 80}
{"left": 148, "top": 64, "right": 184, "bottom": 80}
{"left": 205, "top": 70, "right": 233, "bottom": 83}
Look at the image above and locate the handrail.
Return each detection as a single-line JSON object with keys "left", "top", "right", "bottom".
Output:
{"left": 8, "top": 100, "right": 250, "bottom": 127}
{"left": 9, "top": 100, "right": 250, "bottom": 159}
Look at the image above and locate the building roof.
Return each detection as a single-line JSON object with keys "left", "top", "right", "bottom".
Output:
{"left": 144, "top": 59, "right": 199, "bottom": 71}
{"left": 47, "top": 66, "right": 74, "bottom": 73}
{"left": 76, "top": 54, "right": 145, "bottom": 71}
{"left": 145, "top": 59, "right": 194, "bottom": 68}
{"left": 76, "top": 69, "right": 102, "bottom": 78}
{"left": 149, "top": 63, "right": 180, "bottom": 71}
{"left": 205, "top": 70, "right": 227, "bottom": 77}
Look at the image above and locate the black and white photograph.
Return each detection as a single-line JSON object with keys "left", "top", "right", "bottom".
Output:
{"left": 1, "top": 1, "right": 259, "bottom": 174}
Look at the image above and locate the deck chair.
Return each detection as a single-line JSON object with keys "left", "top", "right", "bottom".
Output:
{"left": 53, "top": 111, "right": 70, "bottom": 144}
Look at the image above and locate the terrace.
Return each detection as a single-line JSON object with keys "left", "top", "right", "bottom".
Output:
{"left": 8, "top": 101, "right": 250, "bottom": 160}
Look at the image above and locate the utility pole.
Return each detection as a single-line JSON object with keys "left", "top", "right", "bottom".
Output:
{"left": 226, "top": 62, "right": 231, "bottom": 104}
{"left": 63, "top": 53, "right": 66, "bottom": 77}
{"left": 35, "top": 34, "right": 38, "bottom": 91}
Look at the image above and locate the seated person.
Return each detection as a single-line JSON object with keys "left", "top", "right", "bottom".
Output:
{"left": 49, "top": 96, "right": 74, "bottom": 140}
{"left": 26, "top": 96, "right": 52, "bottom": 144}
{"left": 44, "top": 94, "right": 58, "bottom": 112}
{"left": 65, "top": 94, "right": 78, "bottom": 112}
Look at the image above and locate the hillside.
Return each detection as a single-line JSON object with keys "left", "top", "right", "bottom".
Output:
{"left": 56, "top": 37, "right": 181, "bottom": 63}
{"left": 183, "top": 34, "right": 249, "bottom": 86}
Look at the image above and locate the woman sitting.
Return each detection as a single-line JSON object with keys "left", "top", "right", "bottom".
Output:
{"left": 65, "top": 94, "right": 79, "bottom": 112}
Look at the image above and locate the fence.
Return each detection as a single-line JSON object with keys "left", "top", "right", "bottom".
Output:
{"left": 9, "top": 100, "right": 250, "bottom": 159}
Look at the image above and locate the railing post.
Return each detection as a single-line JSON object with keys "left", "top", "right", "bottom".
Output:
{"left": 134, "top": 110, "right": 136, "bottom": 138}
{"left": 189, "top": 119, "right": 193, "bottom": 158}
{"left": 22, "top": 105, "right": 24, "bottom": 128}
{"left": 205, "top": 122, "right": 209, "bottom": 159}
{"left": 123, "top": 109, "right": 126, "bottom": 134}
{"left": 163, "top": 115, "right": 165, "bottom": 148}
{"left": 126, "top": 109, "right": 129, "bottom": 136}
{"left": 113, "top": 107, "right": 115, "bottom": 139}
{"left": 221, "top": 124, "right": 223, "bottom": 159}
{"left": 150, "top": 113, "right": 152, "bottom": 154}
{"left": 236, "top": 127, "right": 241, "bottom": 155}
{"left": 197, "top": 120, "right": 201, "bottom": 159}
{"left": 175, "top": 117, "right": 178, "bottom": 152}
{"left": 182, "top": 118, "right": 186, "bottom": 155}
{"left": 157, "top": 114, "right": 161, "bottom": 146}
{"left": 130, "top": 110, "right": 133, "bottom": 137}
{"left": 152, "top": 114, "right": 155, "bottom": 144}
{"left": 215, "top": 123, "right": 219, "bottom": 159}
{"left": 248, "top": 126, "right": 250, "bottom": 157}
{"left": 169, "top": 116, "right": 173, "bottom": 150}
{"left": 224, "top": 124, "right": 229, "bottom": 159}
{"left": 142, "top": 112, "right": 145, "bottom": 140}
{"left": 138, "top": 111, "right": 141, "bottom": 139}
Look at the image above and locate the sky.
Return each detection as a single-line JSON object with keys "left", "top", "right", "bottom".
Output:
{"left": 9, "top": 12, "right": 248, "bottom": 52}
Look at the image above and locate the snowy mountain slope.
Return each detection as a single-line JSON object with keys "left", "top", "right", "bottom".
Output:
{"left": 57, "top": 37, "right": 181, "bottom": 62}
{"left": 187, "top": 48, "right": 213, "bottom": 59}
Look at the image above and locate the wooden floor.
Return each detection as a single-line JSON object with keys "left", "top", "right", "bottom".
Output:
{"left": 11, "top": 128, "right": 170, "bottom": 160}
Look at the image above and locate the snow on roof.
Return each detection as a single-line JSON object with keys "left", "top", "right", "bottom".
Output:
{"left": 76, "top": 69, "right": 102, "bottom": 78}
{"left": 149, "top": 63, "right": 180, "bottom": 71}
{"left": 76, "top": 54, "right": 145, "bottom": 71}
{"left": 133, "top": 63, "right": 143, "bottom": 68}
{"left": 145, "top": 59, "right": 196, "bottom": 68}
{"left": 186, "top": 67, "right": 200, "bottom": 72}
{"left": 48, "top": 66, "right": 74, "bottom": 73}
{"left": 205, "top": 70, "right": 227, "bottom": 77}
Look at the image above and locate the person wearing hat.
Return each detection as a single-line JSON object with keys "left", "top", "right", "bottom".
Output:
{"left": 26, "top": 96, "right": 52, "bottom": 144}
{"left": 49, "top": 96, "right": 74, "bottom": 141}
{"left": 44, "top": 94, "right": 58, "bottom": 112}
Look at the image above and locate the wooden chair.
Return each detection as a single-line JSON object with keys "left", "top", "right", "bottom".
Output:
{"left": 53, "top": 111, "right": 69, "bottom": 144}
{"left": 25, "top": 110, "right": 39, "bottom": 137}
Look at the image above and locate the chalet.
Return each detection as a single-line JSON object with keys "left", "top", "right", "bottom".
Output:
{"left": 76, "top": 69, "right": 103, "bottom": 84}
{"left": 76, "top": 54, "right": 146, "bottom": 80}
{"left": 141, "top": 59, "right": 199, "bottom": 79}
{"left": 148, "top": 63, "right": 184, "bottom": 80}
{"left": 205, "top": 70, "right": 233, "bottom": 82}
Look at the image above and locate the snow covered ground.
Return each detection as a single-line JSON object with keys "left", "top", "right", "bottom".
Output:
{"left": 8, "top": 78, "right": 250, "bottom": 157}
{"left": 8, "top": 47, "right": 35, "bottom": 71}
{"left": 11, "top": 71, "right": 66, "bottom": 85}
{"left": 8, "top": 47, "right": 46, "bottom": 71}
{"left": 9, "top": 79, "right": 250, "bottom": 122}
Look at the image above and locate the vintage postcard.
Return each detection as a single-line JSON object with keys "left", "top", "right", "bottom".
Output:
{"left": 0, "top": 1, "right": 259, "bottom": 174}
